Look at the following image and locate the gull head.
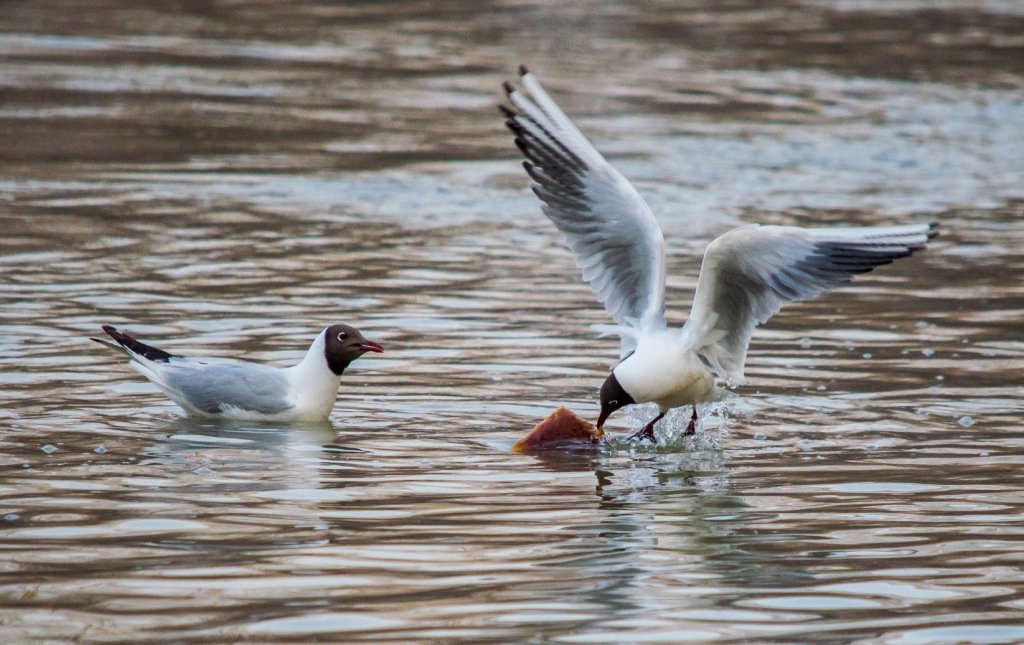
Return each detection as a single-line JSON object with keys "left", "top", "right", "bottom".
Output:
{"left": 597, "top": 372, "right": 635, "bottom": 430}
{"left": 323, "top": 324, "right": 383, "bottom": 375}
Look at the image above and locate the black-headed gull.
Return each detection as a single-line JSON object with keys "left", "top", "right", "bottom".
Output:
{"left": 93, "top": 324, "right": 383, "bottom": 422}
{"left": 501, "top": 66, "right": 937, "bottom": 441}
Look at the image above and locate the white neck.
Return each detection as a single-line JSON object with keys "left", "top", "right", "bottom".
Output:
{"left": 285, "top": 329, "right": 343, "bottom": 421}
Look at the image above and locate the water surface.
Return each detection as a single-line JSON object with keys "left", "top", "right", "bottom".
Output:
{"left": 2, "top": 1, "right": 1024, "bottom": 642}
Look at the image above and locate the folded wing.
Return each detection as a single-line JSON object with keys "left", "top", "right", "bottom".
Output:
{"left": 502, "top": 66, "right": 666, "bottom": 355}
{"left": 168, "top": 363, "right": 294, "bottom": 416}
{"left": 682, "top": 223, "right": 938, "bottom": 384}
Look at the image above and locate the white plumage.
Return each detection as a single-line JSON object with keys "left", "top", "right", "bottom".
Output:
{"left": 93, "top": 324, "right": 383, "bottom": 422}
{"left": 502, "top": 67, "right": 937, "bottom": 441}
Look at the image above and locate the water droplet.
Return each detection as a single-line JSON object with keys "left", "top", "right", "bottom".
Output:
{"left": 94, "top": 445, "right": 108, "bottom": 454}
{"left": 915, "top": 408, "right": 929, "bottom": 416}
{"left": 935, "top": 375, "right": 945, "bottom": 381}
{"left": 3, "top": 514, "right": 18, "bottom": 522}
{"left": 921, "top": 348, "right": 934, "bottom": 357}
{"left": 862, "top": 352, "right": 872, "bottom": 359}
{"left": 816, "top": 385, "right": 826, "bottom": 391}
{"left": 753, "top": 432, "right": 767, "bottom": 441}
{"left": 958, "top": 416, "right": 975, "bottom": 428}
{"left": 978, "top": 451, "right": 989, "bottom": 457}
{"left": 41, "top": 444, "right": 57, "bottom": 454}
{"left": 192, "top": 467, "right": 216, "bottom": 476}
{"left": 799, "top": 337, "right": 812, "bottom": 349}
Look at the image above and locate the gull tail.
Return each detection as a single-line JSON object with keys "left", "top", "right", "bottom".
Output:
{"left": 91, "top": 325, "right": 176, "bottom": 363}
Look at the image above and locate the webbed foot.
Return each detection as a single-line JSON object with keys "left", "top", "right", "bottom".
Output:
{"left": 628, "top": 411, "right": 666, "bottom": 443}
{"left": 683, "top": 406, "right": 698, "bottom": 436}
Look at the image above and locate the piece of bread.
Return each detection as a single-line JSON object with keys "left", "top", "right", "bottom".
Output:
{"left": 513, "top": 407, "right": 604, "bottom": 452}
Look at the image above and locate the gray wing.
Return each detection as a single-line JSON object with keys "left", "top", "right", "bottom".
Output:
{"left": 503, "top": 67, "right": 667, "bottom": 355}
{"left": 166, "top": 362, "right": 293, "bottom": 415}
{"left": 681, "top": 223, "right": 938, "bottom": 385}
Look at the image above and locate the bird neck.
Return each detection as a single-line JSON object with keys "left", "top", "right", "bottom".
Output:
{"left": 290, "top": 330, "right": 343, "bottom": 387}
{"left": 325, "top": 354, "right": 352, "bottom": 376}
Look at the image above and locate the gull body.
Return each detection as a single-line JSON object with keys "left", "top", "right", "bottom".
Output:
{"left": 93, "top": 324, "right": 383, "bottom": 422}
{"left": 502, "top": 66, "right": 937, "bottom": 440}
{"left": 613, "top": 329, "right": 715, "bottom": 413}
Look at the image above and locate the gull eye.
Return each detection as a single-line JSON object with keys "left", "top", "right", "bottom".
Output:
{"left": 336, "top": 331, "right": 349, "bottom": 341}
{"left": 609, "top": 399, "right": 618, "bottom": 407}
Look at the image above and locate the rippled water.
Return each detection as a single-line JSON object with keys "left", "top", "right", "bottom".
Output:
{"left": 2, "top": 1, "right": 1024, "bottom": 642}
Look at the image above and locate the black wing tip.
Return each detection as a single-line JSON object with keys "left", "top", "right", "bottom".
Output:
{"left": 100, "top": 324, "right": 134, "bottom": 347}
{"left": 503, "top": 65, "right": 531, "bottom": 98}
{"left": 95, "top": 325, "right": 124, "bottom": 349}
{"left": 523, "top": 160, "right": 544, "bottom": 183}
{"left": 99, "top": 324, "right": 175, "bottom": 362}
{"left": 498, "top": 104, "right": 517, "bottom": 119}
{"left": 927, "top": 222, "right": 939, "bottom": 239}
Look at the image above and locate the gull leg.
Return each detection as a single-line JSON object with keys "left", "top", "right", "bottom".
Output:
{"left": 628, "top": 411, "right": 665, "bottom": 443}
{"left": 683, "top": 406, "right": 698, "bottom": 436}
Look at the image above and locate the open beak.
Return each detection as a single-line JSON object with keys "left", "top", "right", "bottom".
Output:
{"left": 358, "top": 340, "right": 384, "bottom": 353}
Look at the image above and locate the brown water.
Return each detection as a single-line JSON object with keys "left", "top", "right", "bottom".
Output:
{"left": 2, "top": 1, "right": 1024, "bottom": 642}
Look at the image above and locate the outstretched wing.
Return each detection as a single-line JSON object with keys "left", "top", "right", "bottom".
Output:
{"left": 502, "top": 66, "right": 666, "bottom": 355}
{"left": 681, "top": 223, "right": 938, "bottom": 384}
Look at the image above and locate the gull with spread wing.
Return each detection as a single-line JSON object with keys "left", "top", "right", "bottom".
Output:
{"left": 501, "top": 66, "right": 937, "bottom": 441}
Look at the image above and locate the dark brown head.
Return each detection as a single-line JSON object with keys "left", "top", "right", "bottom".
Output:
{"left": 323, "top": 324, "right": 383, "bottom": 376}
{"left": 597, "top": 372, "right": 635, "bottom": 430}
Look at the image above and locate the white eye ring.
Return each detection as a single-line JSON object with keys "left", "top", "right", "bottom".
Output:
{"left": 337, "top": 331, "right": 349, "bottom": 341}
{"left": 609, "top": 399, "right": 618, "bottom": 407}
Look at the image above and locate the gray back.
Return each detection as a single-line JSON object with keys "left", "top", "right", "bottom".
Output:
{"left": 169, "top": 363, "right": 293, "bottom": 415}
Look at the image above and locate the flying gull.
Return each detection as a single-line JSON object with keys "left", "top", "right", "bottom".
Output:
{"left": 501, "top": 66, "right": 937, "bottom": 441}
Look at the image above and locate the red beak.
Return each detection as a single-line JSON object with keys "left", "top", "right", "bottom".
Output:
{"left": 358, "top": 340, "right": 384, "bottom": 353}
